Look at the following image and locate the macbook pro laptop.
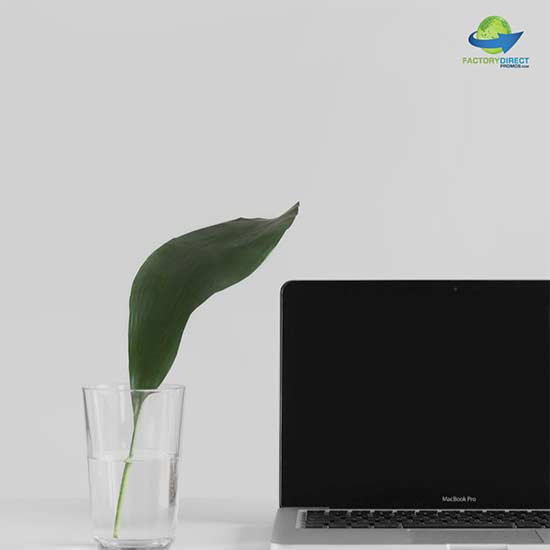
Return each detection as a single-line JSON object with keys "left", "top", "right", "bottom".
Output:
{"left": 272, "top": 281, "right": 550, "bottom": 548}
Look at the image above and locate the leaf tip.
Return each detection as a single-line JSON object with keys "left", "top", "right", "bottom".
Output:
{"left": 272, "top": 202, "right": 299, "bottom": 232}
{"left": 283, "top": 201, "right": 300, "bottom": 221}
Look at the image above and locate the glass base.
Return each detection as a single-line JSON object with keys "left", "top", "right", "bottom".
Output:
{"left": 94, "top": 536, "right": 173, "bottom": 550}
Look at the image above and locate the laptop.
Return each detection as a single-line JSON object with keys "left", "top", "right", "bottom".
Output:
{"left": 272, "top": 281, "right": 550, "bottom": 548}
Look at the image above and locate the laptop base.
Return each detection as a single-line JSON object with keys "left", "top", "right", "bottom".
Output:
{"left": 272, "top": 508, "right": 550, "bottom": 548}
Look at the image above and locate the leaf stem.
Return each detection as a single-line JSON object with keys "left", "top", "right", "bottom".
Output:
{"left": 113, "top": 397, "right": 143, "bottom": 539}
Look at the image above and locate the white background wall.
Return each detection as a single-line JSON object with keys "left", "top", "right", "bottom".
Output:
{"left": 0, "top": 0, "right": 548, "bottom": 500}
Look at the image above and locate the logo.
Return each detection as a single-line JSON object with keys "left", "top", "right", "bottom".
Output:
{"left": 468, "top": 16, "right": 522, "bottom": 54}
{"left": 462, "top": 16, "right": 529, "bottom": 69}
{"left": 442, "top": 496, "right": 477, "bottom": 503}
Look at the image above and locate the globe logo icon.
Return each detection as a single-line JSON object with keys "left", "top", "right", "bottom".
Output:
{"left": 476, "top": 16, "right": 511, "bottom": 54}
{"left": 468, "top": 16, "right": 523, "bottom": 54}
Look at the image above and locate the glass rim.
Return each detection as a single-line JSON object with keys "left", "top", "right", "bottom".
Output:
{"left": 82, "top": 384, "right": 185, "bottom": 393}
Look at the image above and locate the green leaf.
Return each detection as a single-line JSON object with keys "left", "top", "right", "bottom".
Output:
{"left": 128, "top": 202, "right": 299, "bottom": 389}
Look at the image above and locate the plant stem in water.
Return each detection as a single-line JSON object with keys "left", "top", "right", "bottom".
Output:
{"left": 113, "top": 397, "right": 143, "bottom": 539}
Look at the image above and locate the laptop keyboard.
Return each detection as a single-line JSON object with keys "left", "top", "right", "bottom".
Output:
{"left": 303, "top": 510, "right": 550, "bottom": 529}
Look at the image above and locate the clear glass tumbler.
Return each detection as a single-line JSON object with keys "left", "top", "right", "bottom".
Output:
{"left": 83, "top": 385, "right": 185, "bottom": 550}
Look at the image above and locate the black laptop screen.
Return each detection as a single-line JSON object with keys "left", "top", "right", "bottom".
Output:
{"left": 280, "top": 281, "right": 550, "bottom": 509}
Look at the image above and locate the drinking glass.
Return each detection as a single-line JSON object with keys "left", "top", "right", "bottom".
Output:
{"left": 83, "top": 385, "right": 185, "bottom": 550}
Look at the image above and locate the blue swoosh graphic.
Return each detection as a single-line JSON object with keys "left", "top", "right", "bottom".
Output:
{"left": 468, "top": 31, "right": 523, "bottom": 53}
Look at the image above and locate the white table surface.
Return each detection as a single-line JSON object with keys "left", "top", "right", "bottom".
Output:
{"left": 0, "top": 498, "right": 277, "bottom": 550}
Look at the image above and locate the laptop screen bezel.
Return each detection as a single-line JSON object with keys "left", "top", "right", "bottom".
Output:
{"left": 279, "top": 279, "right": 550, "bottom": 509}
